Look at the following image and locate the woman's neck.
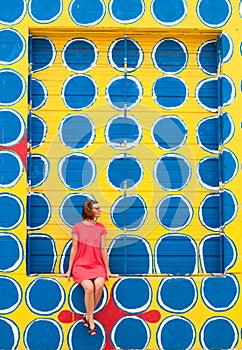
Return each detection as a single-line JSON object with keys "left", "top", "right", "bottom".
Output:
{"left": 83, "top": 219, "right": 95, "bottom": 226}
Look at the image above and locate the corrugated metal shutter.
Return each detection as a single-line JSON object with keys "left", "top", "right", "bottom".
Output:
{"left": 27, "top": 30, "right": 223, "bottom": 276}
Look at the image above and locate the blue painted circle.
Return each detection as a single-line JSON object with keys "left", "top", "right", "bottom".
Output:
{"left": 59, "top": 153, "right": 96, "bottom": 190}
{"left": 157, "top": 316, "right": 196, "bottom": 350}
{"left": 0, "top": 317, "right": 19, "bottom": 349}
{"left": 62, "top": 39, "right": 97, "bottom": 73}
{"left": 68, "top": 319, "right": 105, "bottom": 350}
{"left": 152, "top": 38, "right": 188, "bottom": 74}
{"left": 195, "top": 78, "right": 218, "bottom": 112}
{"left": 221, "top": 189, "right": 237, "bottom": 226}
{"left": 157, "top": 277, "right": 197, "bottom": 313}
{"left": 221, "top": 112, "right": 234, "bottom": 145}
{"left": 108, "top": 234, "right": 152, "bottom": 275}
{"left": 0, "top": 233, "right": 23, "bottom": 272}
{"left": 200, "top": 317, "right": 238, "bottom": 350}
{"left": 105, "top": 114, "right": 142, "bottom": 150}
{"left": 155, "top": 234, "right": 197, "bottom": 275}
{"left": 151, "top": 0, "right": 187, "bottom": 26}
{"left": 111, "top": 317, "right": 150, "bottom": 349}
{"left": 201, "top": 274, "right": 239, "bottom": 311}
{"left": 0, "top": 109, "right": 25, "bottom": 147}
{"left": 24, "top": 319, "right": 63, "bottom": 350}
{"left": 111, "top": 195, "right": 147, "bottom": 231}
{"left": 0, "top": 193, "right": 24, "bottom": 230}
{"left": 26, "top": 278, "right": 65, "bottom": 315}
{"left": 0, "top": 29, "right": 25, "bottom": 64}
{"left": 153, "top": 76, "right": 188, "bottom": 109}
{"left": 62, "top": 74, "right": 97, "bottom": 110}
{"left": 197, "top": 40, "right": 218, "bottom": 75}
{"left": 28, "top": 154, "right": 49, "bottom": 188}
{"left": 156, "top": 195, "right": 193, "bottom": 230}
{"left": 109, "top": 0, "right": 145, "bottom": 24}
{"left": 32, "top": 37, "right": 56, "bottom": 72}
{"left": 108, "top": 38, "right": 143, "bottom": 72}
{"left": 197, "top": 156, "right": 219, "bottom": 190}
{"left": 27, "top": 193, "right": 51, "bottom": 230}
{"left": 60, "top": 240, "right": 71, "bottom": 274}
{"left": 0, "top": 276, "right": 22, "bottom": 313}
{"left": 31, "top": 78, "right": 48, "bottom": 110}
{"left": 29, "top": 114, "right": 47, "bottom": 148}
{"left": 221, "top": 33, "right": 233, "bottom": 63}
{"left": 0, "top": 151, "right": 24, "bottom": 187}
{"left": 199, "top": 193, "right": 220, "bottom": 231}
{"left": 28, "top": 0, "right": 63, "bottom": 23}
{"left": 200, "top": 234, "right": 237, "bottom": 273}
{"left": 221, "top": 149, "right": 238, "bottom": 184}
{"left": 197, "top": 0, "right": 232, "bottom": 28}
{"left": 154, "top": 153, "right": 191, "bottom": 191}
{"left": 151, "top": 115, "right": 187, "bottom": 150}
{"left": 59, "top": 114, "right": 95, "bottom": 150}
{"left": 69, "top": 284, "right": 107, "bottom": 314}
{"left": 0, "top": 0, "right": 26, "bottom": 25}
{"left": 106, "top": 76, "right": 143, "bottom": 110}
{"left": 0, "top": 69, "right": 25, "bottom": 106}
{"left": 27, "top": 234, "right": 57, "bottom": 274}
{"left": 69, "top": 0, "right": 105, "bottom": 26}
{"left": 107, "top": 154, "right": 143, "bottom": 190}
{"left": 196, "top": 116, "right": 219, "bottom": 153}
{"left": 113, "top": 278, "right": 151, "bottom": 313}
{"left": 60, "top": 193, "right": 94, "bottom": 227}
{"left": 220, "top": 75, "right": 236, "bottom": 107}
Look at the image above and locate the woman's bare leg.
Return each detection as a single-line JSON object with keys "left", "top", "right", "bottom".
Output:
{"left": 93, "top": 277, "right": 105, "bottom": 308}
{"left": 81, "top": 280, "right": 95, "bottom": 329}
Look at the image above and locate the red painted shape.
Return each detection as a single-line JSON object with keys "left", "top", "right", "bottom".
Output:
{"left": 0, "top": 133, "right": 28, "bottom": 169}
{"left": 58, "top": 283, "right": 161, "bottom": 350}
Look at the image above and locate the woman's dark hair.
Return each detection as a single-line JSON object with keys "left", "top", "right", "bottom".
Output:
{"left": 82, "top": 199, "right": 98, "bottom": 220}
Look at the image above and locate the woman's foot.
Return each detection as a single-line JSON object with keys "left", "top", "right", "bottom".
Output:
{"left": 88, "top": 326, "right": 97, "bottom": 336}
{"left": 82, "top": 315, "right": 89, "bottom": 328}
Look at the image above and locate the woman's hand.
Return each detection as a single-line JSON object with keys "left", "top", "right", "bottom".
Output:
{"left": 107, "top": 269, "right": 119, "bottom": 279}
{"left": 64, "top": 270, "right": 72, "bottom": 281}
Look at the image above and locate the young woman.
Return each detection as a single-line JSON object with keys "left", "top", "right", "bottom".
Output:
{"left": 64, "top": 199, "right": 116, "bottom": 335}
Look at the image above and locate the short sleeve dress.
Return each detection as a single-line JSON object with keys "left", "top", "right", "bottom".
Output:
{"left": 71, "top": 221, "right": 107, "bottom": 283}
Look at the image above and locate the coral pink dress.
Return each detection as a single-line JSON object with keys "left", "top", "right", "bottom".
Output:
{"left": 71, "top": 221, "right": 107, "bottom": 283}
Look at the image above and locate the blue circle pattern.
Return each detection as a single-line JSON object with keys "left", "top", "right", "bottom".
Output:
{"left": 109, "top": 0, "right": 145, "bottom": 24}
{"left": 0, "top": 194, "right": 24, "bottom": 230}
{"left": 0, "top": 233, "right": 23, "bottom": 272}
{"left": 111, "top": 317, "right": 150, "bottom": 349}
{"left": 62, "top": 39, "right": 97, "bottom": 72}
{"left": 0, "top": 317, "right": 19, "bottom": 349}
{"left": 31, "top": 78, "right": 48, "bottom": 110}
{"left": 0, "top": 109, "right": 25, "bottom": 147}
{"left": 0, "top": 151, "right": 24, "bottom": 187}
{"left": 0, "top": 69, "right": 25, "bottom": 105}
{"left": 151, "top": 116, "right": 187, "bottom": 150}
{"left": 151, "top": 0, "right": 187, "bottom": 26}
{"left": 0, "top": 29, "right": 25, "bottom": 64}
{"left": 27, "top": 193, "right": 51, "bottom": 230}
{"left": 198, "top": 40, "right": 218, "bottom": 75}
{"left": 152, "top": 38, "right": 188, "bottom": 74}
{"left": 28, "top": 0, "right": 63, "bottom": 23}
{"left": 0, "top": 276, "right": 22, "bottom": 313}
{"left": 68, "top": 320, "right": 105, "bottom": 350}
{"left": 157, "top": 316, "right": 196, "bottom": 350}
{"left": 26, "top": 278, "right": 65, "bottom": 315}
{"left": 27, "top": 154, "right": 49, "bottom": 188}
{"left": 197, "top": 0, "right": 232, "bottom": 28}
{"left": 0, "top": 0, "right": 26, "bottom": 25}
{"left": 201, "top": 274, "right": 239, "bottom": 311}
{"left": 29, "top": 114, "right": 47, "bottom": 148}
{"left": 24, "top": 319, "right": 63, "bottom": 350}
{"left": 105, "top": 115, "right": 142, "bottom": 149}
{"left": 113, "top": 278, "right": 151, "bottom": 312}
{"left": 32, "top": 38, "right": 56, "bottom": 72}
{"left": 107, "top": 154, "right": 143, "bottom": 190}
{"left": 59, "top": 114, "right": 95, "bottom": 149}
{"left": 157, "top": 277, "right": 197, "bottom": 313}
{"left": 69, "top": 0, "right": 105, "bottom": 26}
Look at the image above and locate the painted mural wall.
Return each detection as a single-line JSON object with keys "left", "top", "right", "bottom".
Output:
{"left": 0, "top": 0, "right": 242, "bottom": 349}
